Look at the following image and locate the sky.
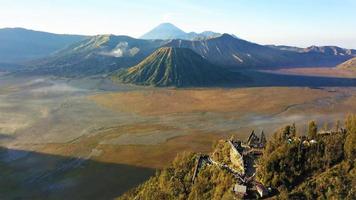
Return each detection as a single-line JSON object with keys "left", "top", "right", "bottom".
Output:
{"left": 0, "top": 0, "right": 356, "bottom": 48}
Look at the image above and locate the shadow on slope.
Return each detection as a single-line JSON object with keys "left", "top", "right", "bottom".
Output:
{"left": 0, "top": 146, "right": 154, "bottom": 200}
{"left": 238, "top": 70, "right": 356, "bottom": 88}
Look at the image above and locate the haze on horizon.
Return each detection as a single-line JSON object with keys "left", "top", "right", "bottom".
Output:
{"left": 0, "top": 0, "right": 355, "bottom": 48}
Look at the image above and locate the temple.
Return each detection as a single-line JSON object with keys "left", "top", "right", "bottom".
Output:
{"left": 246, "top": 130, "right": 267, "bottom": 148}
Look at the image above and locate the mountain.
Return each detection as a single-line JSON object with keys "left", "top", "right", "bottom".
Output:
{"left": 165, "top": 34, "right": 294, "bottom": 67}
{"left": 270, "top": 45, "right": 356, "bottom": 56}
{"left": 0, "top": 63, "right": 26, "bottom": 72}
{"left": 185, "top": 31, "right": 222, "bottom": 40}
{"left": 165, "top": 34, "right": 355, "bottom": 68}
{"left": 140, "top": 23, "right": 186, "bottom": 40}
{"left": 0, "top": 28, "right": 86, "bottom": 64}
{"left": 297, "top": 46, "right": 356, "bottom": 66}
{"left": 113, "top": 47, "right": 239, "bottom": 87}
{"left": 140, "top": 23, "right": 221, "bottom": 40}
{"left": 266, "top": 45, "right": 304, "bottom": 52}
{"left": 302, "top": 46, "right": 356, "bottom": 56}
{"left": 337, "top": 57, "right": 356, "bottom": 70}
{"left": 19, "top": 29, "right": 355, "bottom": 77}
{"left": 26, "top": 35, "right": 166, "bottom": 77}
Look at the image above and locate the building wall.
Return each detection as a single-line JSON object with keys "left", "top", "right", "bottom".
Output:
{"left": 229, "top": 145, "right": 245, "bottom": 174}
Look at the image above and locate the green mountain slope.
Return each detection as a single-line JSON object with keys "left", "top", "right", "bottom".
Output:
{"left": 113, "top": 47, "right": 239, "bottom": 87}
{"left": 0, "top": 28, "right": 86, "bottom": 63}
{"left": 337, "top": 57, "right": 356, "bottom": 70}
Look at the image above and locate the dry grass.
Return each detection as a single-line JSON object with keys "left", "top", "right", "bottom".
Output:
{"left": 15, "top": 87, "right": 356, "bottom": 169}
{"left": 95, "top": 132, "right": 223, "bottom": 168}
{"left": 3, "top": 77, "right": 356, "bottom": 198}
{"left": 89, "top": 87, "right": 333, "bottom": 116}
{"left": 20, "top": 124, "right": 225, "bottom": 169}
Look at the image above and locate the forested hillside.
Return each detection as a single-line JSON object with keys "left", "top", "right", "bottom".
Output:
{"left": 257, "top": 116, "right": 355, "bottom": 199}
{"left": 118, "top": 115, "right": 356, "bottom": 199}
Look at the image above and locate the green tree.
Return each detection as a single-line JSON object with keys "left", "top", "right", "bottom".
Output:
{"left": 344, "top": 114, "right": 356, "bottom": 160}
{"left": 323, "top": 122, "right": 329, "bottom": 131}
{"left": 290, "top": 123, "right": 297, "bottom": 137}
{"left": 282, "top": 125, "right": 292, "bottom": 139}
{"left": 308, "top": 121, "right": 318, "bottom": 139}
{"left": 335, "top": 120, "right": 341, "bottom": 132}
{"left": 345, "top": 114, "right": 356, "bottom": 135}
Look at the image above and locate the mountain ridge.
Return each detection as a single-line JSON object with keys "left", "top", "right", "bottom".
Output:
{"left": 165, "top": 34, "right": 355, "bottom": 68}
{"left": 0, "top": 27, "right": 87, "bottom": 63}
{"left": 25, "top": 35, "right": 166, "bottom": 77}
{"left": 164, "top": 34, "right": 294, "bottom": 67}
{"left": 4, "top": 24, "right": 355, "bottom": 76}
{"left": 268, "top": 44, "right": 356, "bottom": 56}
{"left": 22, "top": 33, "right": 356, "bottom": 77}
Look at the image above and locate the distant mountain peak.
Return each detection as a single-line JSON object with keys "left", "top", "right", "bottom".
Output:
{"left": 156, "top": 22, "right": 180, "bottom": 28}
{"left": 219, "top": 33, "right": 235, "bottom": 39}
{"left": 140, "top": 23, "right": 186, "bottom": 40}
{"left": 151, "top": 23, "right": 185, "bottom": 33}
{"left": 140, "top": 23, "right": 222, "bottom": 41}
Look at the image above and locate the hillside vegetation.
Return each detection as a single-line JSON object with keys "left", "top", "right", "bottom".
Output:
{"left": 118, "top": 152, "right": 236, "bottom": 200}
{"left": 257, "top": 116, "right": 355, "bottom": 199}
{"left": 118, "top": 114, "right": 356, "bottom": 199}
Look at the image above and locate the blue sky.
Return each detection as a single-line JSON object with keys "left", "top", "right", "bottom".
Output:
{"left": 1, "top": 0, "right": 355, "bottom": 48}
